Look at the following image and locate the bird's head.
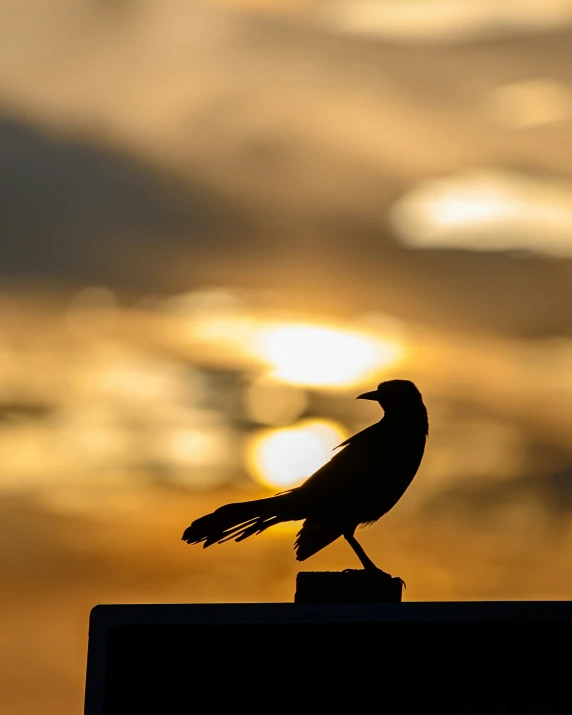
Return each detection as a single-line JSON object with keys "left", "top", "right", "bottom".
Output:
{"left": 357, "top": 379, "right": 424, "bottom": 411}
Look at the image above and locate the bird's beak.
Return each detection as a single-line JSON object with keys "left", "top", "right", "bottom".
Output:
{"left": 357, "top": 390, "right": 379, "bottom": 401}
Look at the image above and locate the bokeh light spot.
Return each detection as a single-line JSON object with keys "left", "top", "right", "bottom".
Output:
{"left": 245, "top": 419, "right": 346, "bottom": 489}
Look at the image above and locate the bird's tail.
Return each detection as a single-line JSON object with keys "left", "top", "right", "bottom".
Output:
{"left": 182, "top": 492, "right": 298, "bottom": 548}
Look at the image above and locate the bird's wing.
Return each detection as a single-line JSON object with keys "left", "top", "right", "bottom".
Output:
{"left": 297, "top": 421, "right": 386, "bottom": 507}
{"left": 333, "top": 422, "right": 380, "bottom": 450}
{"left": 296, "top": 418, "right": 426, "bottom": 524}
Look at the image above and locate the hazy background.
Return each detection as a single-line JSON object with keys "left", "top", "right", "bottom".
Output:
{"left": 1, "top": 0, "right": 572, "bottom": 712}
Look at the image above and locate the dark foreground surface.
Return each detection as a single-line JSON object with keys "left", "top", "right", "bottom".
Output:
{"left": 86, "top": 602, "right": 572, "bottom": 714}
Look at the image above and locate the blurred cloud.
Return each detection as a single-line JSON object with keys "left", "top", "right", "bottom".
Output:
{"left": 66, "top": 286, "right": 119, "bottom": 336}
{"left": 390, "top": 169, "right": 572, "bottom": 257}
{"left": 0, "top": 117, "right": 242, "bottom": 289}
{"left": 485, "top": 78, "right": 572, "bottom": 129}
{"left": 255, "top": 322, "right": 404, "bottom": 389}
{"left": 242, "top": 376, "right": 308, "bottom": 426}
{"left": 158, "top": 290, "right": 406, "bottom": 388}
{"left": 148, "top": 414, "right": 239, "bottom": 489}
{"left": 420, "top": 417, "right": 527, "bottom": 491}
{"left": 322, "top": 0, "right": 572, "bottom": 41}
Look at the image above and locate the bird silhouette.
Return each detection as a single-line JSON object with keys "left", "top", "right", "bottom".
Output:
{"left": 182, "top": 379, "right": 428, "bottom": 573}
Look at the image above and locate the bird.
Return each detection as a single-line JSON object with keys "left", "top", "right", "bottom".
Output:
{"left": 182, "top": 379, "right": 428, "bottom": 574}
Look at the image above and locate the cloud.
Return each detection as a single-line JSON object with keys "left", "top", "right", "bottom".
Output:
{"left": 390, "top": 169, "right": 572, "bottom": 258}
{"left": 322, "top": 0, "right": 572, "bottom": 42}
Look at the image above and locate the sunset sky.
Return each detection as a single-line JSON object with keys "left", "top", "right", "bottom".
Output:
{"left": 1, "top": 2, "right": 571, "bottom": 713}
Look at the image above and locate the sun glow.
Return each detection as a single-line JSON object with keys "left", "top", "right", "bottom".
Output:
{"left": 245, "top": 419, "right": 346, "bottom": 489}
{"left": 256, "top": 323, "right": 403, "bottom": 388}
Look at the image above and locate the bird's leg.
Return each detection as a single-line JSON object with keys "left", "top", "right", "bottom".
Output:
{"left": 343, "top": 532, "right": 406, "bottom": 587}
{"left": 344, "top": 531, "right": 389, "bottom": 575}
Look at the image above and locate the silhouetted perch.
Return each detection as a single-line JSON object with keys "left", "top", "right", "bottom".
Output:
{"left": 294, "top": 569, "right": 403, "bottom": 604}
